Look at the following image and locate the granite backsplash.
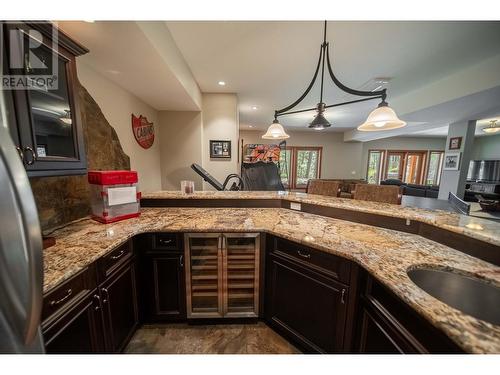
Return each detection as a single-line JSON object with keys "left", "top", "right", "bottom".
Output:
{"left": 30, "top": 82, "right": 130, "bottom": 233}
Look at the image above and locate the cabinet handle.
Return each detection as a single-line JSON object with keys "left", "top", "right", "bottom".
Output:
{"left": 93, "top": 294, "right": 101, "bottom": 311}
{"left": 111, "top": 250, "right": 125, "bottom": 260}
{"left": 15, "top": 146, "right": 24, "bottom": 162}
{"left": 49, "top": 288, "right": 73, "bottom": 306}
{"left": 23, "top": 146, "right": 37, "bottom": 165}
{"left": 159, "top": 238, "right": 172, "bottom": 245}
{"left": 179, "top": 254, "right": 184, "bottom": 267}
{"left": 341, "top": 288, "right": 346, "bottom": 304}
{"left": 101, "top": 288, "right": 109, "bottom": 304}
{"left": 297, "top": 250, "right": 311, "bottom": 259}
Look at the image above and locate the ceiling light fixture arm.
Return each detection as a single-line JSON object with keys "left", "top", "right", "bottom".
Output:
{"left": 325, "top": 43, "right": 387, "bottom": 102}
{"left": 273, "top": 21, "right": 389, "bottom": 120}
{"left": 275, "top": 46, "right": 324, "bottom": 118}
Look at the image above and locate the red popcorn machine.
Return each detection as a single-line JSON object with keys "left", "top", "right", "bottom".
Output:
{"left": 88, "top": 170, "right": 141, "bottom": 223}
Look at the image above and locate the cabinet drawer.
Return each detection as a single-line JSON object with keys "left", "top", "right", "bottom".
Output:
{"left": 272, "top": 237, "right": 351, "bottom": 284}
{"left": 98, "top": 241, "right": 133, "bottom": 281}
{"left": 153, "top": 233, "right": 179, "bottom": 250}
{"left": 42, "top": 266, "right": 96, "bottom": 321}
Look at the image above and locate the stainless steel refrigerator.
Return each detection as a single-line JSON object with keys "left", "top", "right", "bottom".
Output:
{"left": 0, "top": 81, "right": 45, "bottom": 352}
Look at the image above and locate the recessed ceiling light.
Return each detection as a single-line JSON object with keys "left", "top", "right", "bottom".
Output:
{"left": 218, "top": 81, "right": 226, "bottom": 86}
{"left": 251, "top": 106, "right": 258, "bottom": 110}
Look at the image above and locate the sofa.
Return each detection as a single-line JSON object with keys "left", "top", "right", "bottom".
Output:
{"left": 380, "top": 179, "right": 439, "bottom": 198}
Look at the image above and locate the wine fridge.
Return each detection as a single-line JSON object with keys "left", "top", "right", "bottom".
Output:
{"left": 184, "top": 233, "right": 260, "bottom": 318}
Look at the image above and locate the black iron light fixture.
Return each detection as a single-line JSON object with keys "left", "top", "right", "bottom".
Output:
{"left": 263, "top": 21, "right": 405, "bottom": 139}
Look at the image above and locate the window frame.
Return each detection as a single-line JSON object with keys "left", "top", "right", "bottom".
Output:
{"left": 366, "top": 148, "right": 444, "bottom": 186}
{"left": 425, "top": 150, "right": 444, "bottom": 186}
{"left": 366, "top": 149, "right": 386, "bottom": 184}
{"left": 280, "top": 146, "right": 322, "bottom": 190}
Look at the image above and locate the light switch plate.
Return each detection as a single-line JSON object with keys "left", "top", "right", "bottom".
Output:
{"left": 290, "top": 202, "right": 302, "bottom": 211}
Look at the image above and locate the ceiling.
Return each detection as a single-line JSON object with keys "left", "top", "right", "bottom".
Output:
{"left": 58, "top": 21, "right": 201, "bottom": 111}
{"left": 167, "top": 21, "right": 500, "bottom": 135}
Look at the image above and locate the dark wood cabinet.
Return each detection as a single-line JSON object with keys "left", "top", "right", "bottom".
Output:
{"left": 265, "top": 236, "right": 356, "bottom": 353}
{"left": 42, "top": 242, "right": 139, "bottom": 353}
{"left": 1, "top": 21, "right": 88, "bottom": 176}
{"left": 356, "top": 275, "right": 463, "bottom": 354}
{"left": 100, "top": 259, "right": 139, "bottom": 352}
{"left": 43, "top": 289, "right": 104, "bottom": 354}
{"left": 142, "top": 254, "right": 186, "bottom": 321}
{"left": 138, "top": 234, "right": 186, "bottom": 322}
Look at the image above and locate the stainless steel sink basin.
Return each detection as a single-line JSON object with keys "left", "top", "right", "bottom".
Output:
{"left": 407, "top": 268, "right": 500, "bottom": 325}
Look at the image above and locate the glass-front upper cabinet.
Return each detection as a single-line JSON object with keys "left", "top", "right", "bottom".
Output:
{"left": 2, "top": 22, "right": 88, "bottom": 176}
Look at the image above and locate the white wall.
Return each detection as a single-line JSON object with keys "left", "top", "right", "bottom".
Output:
{"left": 158, "top": 111, "right": 203, "bottom": 190}
{"left": 201, "top": 94, "right": 239, "bottom": 190}
{"left": 438, "top": 121, "right": 476, "bottom": 200}
{"left": 76, "top": 62, "right": 162, "bottom": 192}
{"left": 471, "top": 134, "right": 500, "bottom": 160}
{"left": 239, "top": 130, "right": 363, "bottom": 179}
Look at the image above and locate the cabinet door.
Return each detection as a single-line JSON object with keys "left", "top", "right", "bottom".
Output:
{"left": 185, "top": 233, "right": 223, "bottom": 318}
{"left": 223, "top": 233, "right": 260, "bottom": 317}
{"left": 43, "top": 292, "right": 104, "bottom": 353}
{"left": 266, "top": 253, "right": 348, "bottom": 353}
{"left": 358, "top": 306, "right": 406, "bottom": 353}
{"left": 4, "top": 22, "right": 87, "bottom": 176}
{"left": 142, "top": 253, "right": 186, "bottom": 321}
{"left": 101, "top": 261, "right": 139, "bottom": 352}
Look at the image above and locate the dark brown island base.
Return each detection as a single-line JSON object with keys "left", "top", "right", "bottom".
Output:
{"left": 41, "top": 192, "right": 500, "bottom": 354}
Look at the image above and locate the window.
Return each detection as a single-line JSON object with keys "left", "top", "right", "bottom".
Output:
{"left": 279, "top": 146, "right": 322, "bottom": 190}
{"left": 366, "top": 149, "right": 444, "bottom": 186}
{"left": 426, "top": 151, "right": 444, "bottom": 186}
{"left": 367, "top": 150, "right": 384, "bottom": 184}
{"left": 295, "top": 148, "right": 321, "bottom": 188}
{"left": 279, "top": 149, "right": 292, "bottom": 187}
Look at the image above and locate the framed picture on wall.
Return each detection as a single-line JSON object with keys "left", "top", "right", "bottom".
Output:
{"left": 210, "top": 140, "right": 231, "bottom": 159}
{"left": 443, "top": 152, "right": 461, "bottom": 170}
{"left": 449, "top": 136, "right": 462, "bottom": 150}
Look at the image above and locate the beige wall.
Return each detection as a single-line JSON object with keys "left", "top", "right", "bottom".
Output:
{"left": 239, "top": 130, "right": 363, "bottom": 179}
{"left": 158, "top": 111, "right": 203, "bottom": 190}
{"left": 157, "top": 94, "right": 239, "bottom": 191}
{"left": 201, "top": 93, "right": 239, "bottom": 190}
{"left": 76, "top": 62, "right": 162, "bottom": 192}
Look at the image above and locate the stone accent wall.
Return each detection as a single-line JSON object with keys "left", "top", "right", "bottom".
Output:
{"left": 30, "top": 82, "right": 130, "bottom": 232}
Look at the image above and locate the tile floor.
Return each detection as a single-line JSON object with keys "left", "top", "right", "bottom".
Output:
{"left": 125, "top": 322, "right": 300, "bottom": 354}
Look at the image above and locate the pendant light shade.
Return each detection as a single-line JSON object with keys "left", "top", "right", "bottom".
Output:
{"left": 357, "top": 102, "right": 406, "bottom": 132}
{"left": 262, "top": 119, "right": 290, "bottom": 140}
{"left": 482, "top": 120, "right": 500, "bottom": 134}
{"left": 308, "top": 102, "right": 331, "bottom": 130}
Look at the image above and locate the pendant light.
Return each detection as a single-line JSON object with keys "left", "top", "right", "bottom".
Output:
{"left": 357, "top": 100, "right": 406, "bottom": 131}
{"left": 309, "top": 102, "right": 331, "bottom": 130}
{"left": 262, "top": 119, "right": 290, "bottom": 140}
{"left": 482, "top": 120, "right": 500, "bottom": 134}
{"left": 265, "top": 21, "right": 405, "bottom": 135}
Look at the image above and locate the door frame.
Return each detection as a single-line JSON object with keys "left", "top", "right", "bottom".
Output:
{"left": 382, "top": 150, "right": 428, "bottom": 184}
{"left": 282, "top": 146, "right": 323, "bottom": 190}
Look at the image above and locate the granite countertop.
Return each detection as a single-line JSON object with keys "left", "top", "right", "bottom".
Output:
{"left": 43, "top": 206, "right": 500, "bottom": 353}
{"left": 142, "top": 191, "right": 500, "bottom": 247}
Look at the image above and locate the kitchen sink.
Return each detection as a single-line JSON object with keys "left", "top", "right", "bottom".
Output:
{"left": 407, "top": 268, "right": 500, "bottom": 325}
